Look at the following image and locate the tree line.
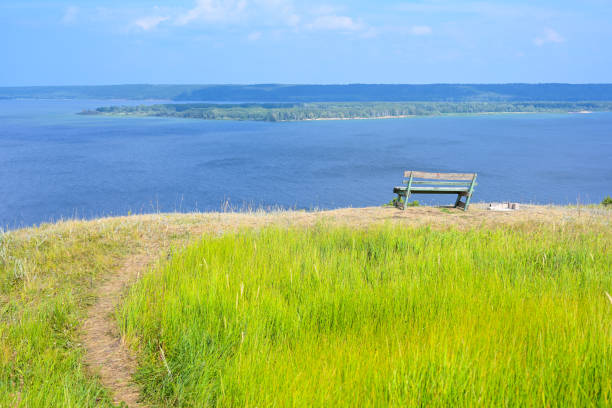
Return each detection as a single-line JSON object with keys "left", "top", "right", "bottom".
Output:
{"left": 82, "top": 102, "right": 612, "bottom": 122}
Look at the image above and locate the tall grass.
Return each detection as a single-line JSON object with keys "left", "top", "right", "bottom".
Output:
{"left": 120, "top": 223, "right": 612, "bottom": 406}
{"left": 0, "top": 219, "right": 146, "bottom": 407}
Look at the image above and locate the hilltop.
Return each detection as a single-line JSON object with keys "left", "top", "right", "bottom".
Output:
{"left": 2, "top": 83, "right": 612, "bottom": 102}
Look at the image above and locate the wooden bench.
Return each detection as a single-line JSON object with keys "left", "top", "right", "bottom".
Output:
{"left": 393, "top": 171, "right": 477, "bottom": 211}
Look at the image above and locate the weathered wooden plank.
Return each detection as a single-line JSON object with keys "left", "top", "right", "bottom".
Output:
{"left": 410, "top": 180, "right": 474, "bottom": 186}
{"left": 404, "top": 171, "right": 475, "bottom": 180}
{"left": 406, "top": 190, "right": 467, "bottom": 195}
{"left": 410, "top": 186, "right": 470, "bottom": 192}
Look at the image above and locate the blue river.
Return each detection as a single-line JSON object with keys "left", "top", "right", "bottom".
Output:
{"left": 1, "top": 99, "right": 610, "bottom": 228}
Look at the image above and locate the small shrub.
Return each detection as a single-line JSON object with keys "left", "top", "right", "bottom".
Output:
{"left": 384, "top": 198, "right": 399, "bottom": 207}
{"left": 602, "top": 196, "right": 612, "bottom": 206}
{"left": 384, "top": 198, "right": 419, "bottom": 207}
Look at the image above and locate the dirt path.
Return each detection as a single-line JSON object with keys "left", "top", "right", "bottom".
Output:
{"left": 81, "top": 250, "right": 158, "bottom": 407}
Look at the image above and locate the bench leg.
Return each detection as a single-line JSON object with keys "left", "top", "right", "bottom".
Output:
{"left": 453, "top": 193, "right": 472, "bottom": 211}
{"left": 403, "top": 193, "right": 412, "bottom": 210}
{"left": 464, "top": 193, "right": 472, "bottom": 211}
{"left": 394, "top": 192, "right": 406, "bottom": 209}
{"left": 454, "top": 194, "right": 462, "bottom": 208}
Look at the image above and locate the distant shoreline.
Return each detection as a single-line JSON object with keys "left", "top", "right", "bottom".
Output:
{"left": 81, "top": 101, "right": 612, "bottom": 122}
{"left": 85, "top": 110, "right": 605, "bottom": 123}
{"left": 3, "top": 83, "right": 612, "bottom": 102}
{"left": 299, "top": 111, "right": 555, "bottom": 121}
{"left": 85, "top": 110, "right": 552, "bottom": 122}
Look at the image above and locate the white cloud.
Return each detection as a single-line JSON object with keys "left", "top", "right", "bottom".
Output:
{"left": 62, "top": 6, "right": 79, "bottom": 24}
{"left": 247, "top": 31, "right": 262, "bottom": 41}
{"left": 252, "top": 0, "right": 301, "bottom": 27}
{"left": 128, "top": 1, "right": 368, "bottom": 37}
{"left": 134, "top": 15, "right": 169, "bottom": 30}
{"left": 176, "top": 0, "right": 248, "bottom": 25}
{"left": 410, "top": 25, "right": 432, "bottom": 35}
{"left": 307, "top": 15, "right": 364, "bottom": 31}
{"left": 533, "top": 28, "right": 565, "bottom": 46}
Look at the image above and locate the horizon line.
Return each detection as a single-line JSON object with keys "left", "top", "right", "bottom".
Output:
{"left": 2, "top": 82, "right": 612, "bottom": 88}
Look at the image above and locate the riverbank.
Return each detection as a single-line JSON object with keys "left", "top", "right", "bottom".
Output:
{"left": 1, "top": 205, "right": 611, "bottom": 406}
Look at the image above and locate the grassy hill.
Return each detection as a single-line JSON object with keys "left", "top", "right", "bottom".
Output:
{"left": 1, "top": 205, "right": 611, "bottom": 406}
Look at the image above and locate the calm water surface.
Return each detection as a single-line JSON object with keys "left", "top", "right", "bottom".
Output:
{"left": 1, "top": 99, "right": 611, "bottom": 228}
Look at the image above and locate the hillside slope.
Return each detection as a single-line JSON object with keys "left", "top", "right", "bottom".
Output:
{"left": 1, "top": 205, "right": 610, "bottom": 406}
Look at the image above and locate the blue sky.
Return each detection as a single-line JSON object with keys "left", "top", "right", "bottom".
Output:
{"left": 2, "top": 0, "right": 611, "bottom": 85}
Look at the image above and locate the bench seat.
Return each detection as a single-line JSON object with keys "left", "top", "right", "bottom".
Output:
{"left": 394, "top": 171, "right": 477, "bottom": 210}
{"left": 394, "top": 186, "right": 470, "bottom": 194}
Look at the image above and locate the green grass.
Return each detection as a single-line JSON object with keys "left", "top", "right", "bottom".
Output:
{"left": 0, "top": 219, "right": 148, "bottom": 407}
{"left": 120, "top": 223, "right": 612, "bottom": 406}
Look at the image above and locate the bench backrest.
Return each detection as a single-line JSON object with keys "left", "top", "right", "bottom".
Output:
{"left": 403, "top": 171, "right": 477, "bottom": 189}
{"left": 404, "top": 171, "right": 476, "bottom": 181}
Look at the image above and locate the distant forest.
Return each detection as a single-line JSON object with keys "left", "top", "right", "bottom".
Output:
{"left": 81, "top": 102, "right": 612, "bottom": 122}
{"left": 3, "top": 83, "right": 612, "bottom": 102}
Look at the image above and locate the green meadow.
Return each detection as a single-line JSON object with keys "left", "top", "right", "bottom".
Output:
{"left": 0, "top": 220, "right": 139, "bottom": 407}
{"left": 120, "top": 223, "right": 612, "bottom": 406}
